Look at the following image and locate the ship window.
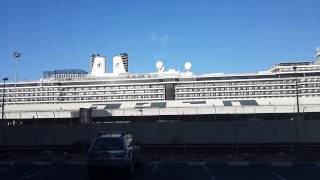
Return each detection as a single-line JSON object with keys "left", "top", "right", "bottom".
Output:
{"left": 223, "top": 101, "right": 232, "bottom": 106}
{"left": 183, "top": 101, "right": 206, "bottom": 104}
{"left": 150, "top": 102, "right": 166, "bottom": 108}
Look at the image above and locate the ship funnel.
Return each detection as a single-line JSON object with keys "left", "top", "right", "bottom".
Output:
{"left": 113, "top": 53, "right": 128, "bottom": 74}
{"left": 316, "top": 47, "right": 320, "bottom": 65}
{"left": 90, "top": 54, "right": 106, "bottom": 76}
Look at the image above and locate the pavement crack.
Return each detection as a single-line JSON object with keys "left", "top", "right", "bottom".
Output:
{"left": 272, "top": 172, "right": 287, "bottom": 180}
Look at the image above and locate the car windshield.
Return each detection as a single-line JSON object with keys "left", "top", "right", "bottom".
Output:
{"left": 91, "top": 137, "right": 124, "bottom": 150}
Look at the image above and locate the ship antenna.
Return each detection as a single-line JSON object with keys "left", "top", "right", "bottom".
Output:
{"left": 316, "top": 47, "right": 320, "bottom": 65}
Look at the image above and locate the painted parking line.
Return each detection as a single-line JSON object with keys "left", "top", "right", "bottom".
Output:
{"left": 228, "top": 161, "right": 250, "bottom": 167}
{"left": 203, "top": 166, "right": 217, "bottom": 180}
{"left": 272, "top": 172, "right": 287, "bottom": 180}
{"left": 16, "top": 165, "right": 59, "bottom": 180}
{"left": 0, "top": 165, "right": 15, "bottom": 171}
{"left": 0, "top": 162, "right": 15, "bottom": 172}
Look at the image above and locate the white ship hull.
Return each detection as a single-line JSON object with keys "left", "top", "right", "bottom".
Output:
{"left": 2, "top": 50, "right": 320, "bottom": 123}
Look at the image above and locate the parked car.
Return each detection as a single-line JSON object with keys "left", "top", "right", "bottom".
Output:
{"left": 87, "top": 131, "right": 140, "bottom": 178}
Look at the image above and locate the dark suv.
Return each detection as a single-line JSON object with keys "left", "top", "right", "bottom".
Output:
{"left": 87, "top": 132, "right": 140, "bottom": 177}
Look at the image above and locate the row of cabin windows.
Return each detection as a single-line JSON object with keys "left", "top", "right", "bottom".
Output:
{"left": 1, "top": 85, "right": 164, "bottom": 94}
{"left": 176, "top": 80, "right": 297, "bottom": 87}
{"left": 176, "top": 85, "right": 297, "bottom": 92}
{"left": 4, "top": 94, "right": 164, "bottom": 102}
{"left": 176, "top": 90, "right": 320, "bottom": 97}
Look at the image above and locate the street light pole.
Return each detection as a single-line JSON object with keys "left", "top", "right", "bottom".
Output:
{"left": 13, "top": 51, "right": 21, "bottom": 104}
{"left": 292, "top": 66, "right": 300, "bottom": 152}
{"left": 2, "top": 77, "right": 8, "bottom": 120}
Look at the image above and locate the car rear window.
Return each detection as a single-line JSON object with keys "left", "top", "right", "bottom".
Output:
{"left": 91, "top": 137, "right": 124, "bottom": 150}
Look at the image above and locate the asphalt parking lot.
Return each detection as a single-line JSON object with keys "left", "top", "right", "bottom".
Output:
{"left": 1, "top": 161, "right": 320, "bottom": 180}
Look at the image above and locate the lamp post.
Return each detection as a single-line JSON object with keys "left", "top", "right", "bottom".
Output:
{"left": 292, "top": 66, "right": 300, "bottom": 152}
{"left": 2, "top": 77, "right": 8, "bottom": 121}
{"left": 13, "top": 51, "right": 21, "bottom": 104}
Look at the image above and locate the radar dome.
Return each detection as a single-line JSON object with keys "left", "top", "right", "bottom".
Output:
{"left": 184, "top": 62, "right": 192, "bottom": 71}
{"left": 156, "top": 61, "right": 164, "bottom": 70}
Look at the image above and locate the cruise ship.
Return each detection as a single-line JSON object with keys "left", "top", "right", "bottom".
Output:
{"left": 2, "top": 49, "right": 320, "bottom": 124}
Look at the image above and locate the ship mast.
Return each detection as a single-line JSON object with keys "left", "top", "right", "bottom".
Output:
{"left": 316, "top": 47, "right": 320, "bottom": 65}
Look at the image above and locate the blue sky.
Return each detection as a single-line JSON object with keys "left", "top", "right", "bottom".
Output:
{"left": 0, "top": 0, "right": 319, "bottom": 81}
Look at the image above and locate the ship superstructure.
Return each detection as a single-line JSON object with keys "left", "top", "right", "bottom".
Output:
{"left": 1, "top": 49, "right": 320, "bottom": 124}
